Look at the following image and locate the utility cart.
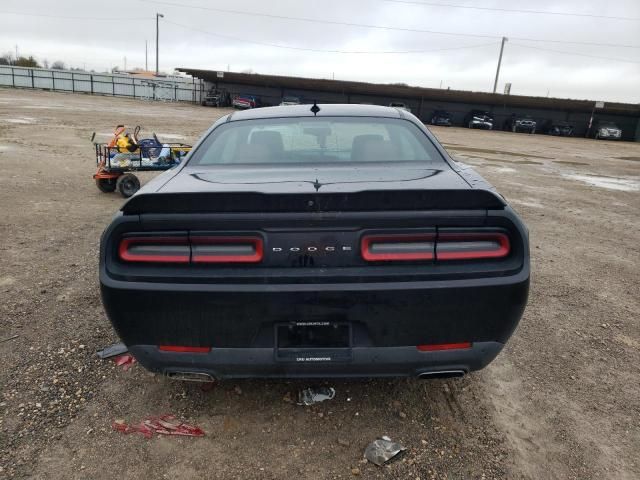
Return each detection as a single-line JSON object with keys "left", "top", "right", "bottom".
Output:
{"left": 92, "top": 126, "right": 191, "bottom": 198}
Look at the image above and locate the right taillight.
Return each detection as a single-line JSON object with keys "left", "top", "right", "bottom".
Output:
{"left": 436, "top": 232, "right": 510, "bottom": 260}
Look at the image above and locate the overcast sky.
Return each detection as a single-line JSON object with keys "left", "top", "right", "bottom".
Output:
{"left": 2, "top": 0, "right": 640, "bottom": 103}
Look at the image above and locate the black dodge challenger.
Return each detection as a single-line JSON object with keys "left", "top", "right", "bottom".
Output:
{"left": 100, "top": 104, "right": 529, "bottom": 381}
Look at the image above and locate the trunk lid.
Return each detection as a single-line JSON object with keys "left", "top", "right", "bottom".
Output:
{"left": 122, "top": 164, "right": 505, "bottom": 214}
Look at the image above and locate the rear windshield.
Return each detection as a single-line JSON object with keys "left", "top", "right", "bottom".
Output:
{"left": 188, "top": 117, "right": 445, "bottom": 166}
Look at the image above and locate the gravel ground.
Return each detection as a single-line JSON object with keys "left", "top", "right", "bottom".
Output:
{"left": 0, "top": 88, "right": 638, "bottom": 480}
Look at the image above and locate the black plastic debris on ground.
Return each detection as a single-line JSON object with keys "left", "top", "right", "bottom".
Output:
{"left": 97, "top": 342, "right": 128, "bottom": 359}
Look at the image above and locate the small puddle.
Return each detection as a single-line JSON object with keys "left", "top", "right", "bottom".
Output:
{"left": 19, "top": 104, "right": 67, "bottom": 109}
{"left": 488, "top": 166, "right": 516, "bottom": 173}
{"left": 2, "top": 117, "right": 36, "bottom": 124}
{"left": 562, "top": 174, "right": 640, "bottom": 192}
{"left": 553, "top": 160, "right": 588, "bottom": 166}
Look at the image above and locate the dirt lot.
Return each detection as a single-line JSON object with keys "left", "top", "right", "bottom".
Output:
{"left": 0, "top": 89, "right": 638, "bottom": 479}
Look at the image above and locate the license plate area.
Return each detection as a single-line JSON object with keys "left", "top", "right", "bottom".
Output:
{"left": 275, "top": 322, "right": 352, "bottom": 362}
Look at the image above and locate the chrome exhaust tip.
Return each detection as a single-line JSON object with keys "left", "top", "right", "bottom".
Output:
{"left": 165, "top": 371, "right": 215, "bottom": 383}
{"left": 418, "top": 370, "right": 466, "bottom": 379}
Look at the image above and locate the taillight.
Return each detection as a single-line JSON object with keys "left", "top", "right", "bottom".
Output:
{"left": 159, "top": 345, "right": 211, "bottom": 353}
{"left": 436, "top": 232, "right": 509, "bottom": 260}
{"left": 417, "top": 342, "right": 472, "bottom": 351}
{"left": 191, "top": 236, "right": 263, "bottom": 264}
{"left": 118, "top": 237, "right": 190, "bottom": 263}
{"left": 361, "top": 234, "right": 435, "bottom": 261}
{"left": 361, "top": 231, "right": 510, "bottom": 262}
{"left": 118, "top": 235, "right": 263, "bottom": 264}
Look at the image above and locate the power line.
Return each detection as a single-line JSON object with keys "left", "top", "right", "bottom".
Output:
{"left": 509, "top": 43, "right": 640, "bottom": 64}
{"left": 138, "top": 0, "right": 640, "bottom": 49}
{"left": 164, "top": 19, "right": 499, "bottom": 54}
{"left": 0, "top": 11, "right": 150, "bottom": 21}
{"left": 383, "top": 0, "right": 640, "bottom": 22}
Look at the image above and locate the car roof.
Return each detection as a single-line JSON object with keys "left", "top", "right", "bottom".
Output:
{"left": 227, "top": 103, "right": 404, "bottom": 121}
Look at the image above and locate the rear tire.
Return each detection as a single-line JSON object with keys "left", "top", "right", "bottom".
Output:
{"left": 95, "top": 177, "right": 117, "bottom": 193}
{"left": 116, "top": 173, "right": 140, "bottom": 198}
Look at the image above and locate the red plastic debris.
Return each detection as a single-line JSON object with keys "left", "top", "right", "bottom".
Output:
{"left": 112, "top": 353, "right": 136, "bottom": 371}
{"left": 112, "top": 415, "right": 205, "bottom": 438}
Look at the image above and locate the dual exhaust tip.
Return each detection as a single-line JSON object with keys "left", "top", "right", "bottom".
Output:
{"left": 165, "top": 371, "right": 215, "bottom": 383}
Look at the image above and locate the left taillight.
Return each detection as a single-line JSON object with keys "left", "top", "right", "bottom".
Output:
{"left": 118, "top": 235, "right": 264, "bottom": 264}
{"left": 118, "top": 237, "right": 190, "bottom": 263}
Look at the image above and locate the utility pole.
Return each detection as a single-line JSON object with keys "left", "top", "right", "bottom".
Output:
{"left": 124, "top": 56, "right": 127, "bottom": 72}
{"left": 145, "top": 40, "right": 148, "bottom": 71}
{"left": 156, "top": 13, "right": 164, "bottom": 75}
{"left": 492, "top": 37, "right": 507, "bottom": 94}
{"left": 15, "top": 45, "right": 18, "bottom": 61}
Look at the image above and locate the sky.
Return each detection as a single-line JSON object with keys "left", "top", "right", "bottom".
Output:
{"left": 2, "top": 0, "right": 640, "bottom": 103}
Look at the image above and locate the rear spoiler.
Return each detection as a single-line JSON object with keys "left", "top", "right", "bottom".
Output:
{"left": 122, "top": 189, "right": 506, "bottom": 215}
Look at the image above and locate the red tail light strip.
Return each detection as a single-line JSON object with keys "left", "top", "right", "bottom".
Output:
{"left": 360, "top": 231, "right": 510, "bottom": 262}
{"left": 159, "top": 345, "right": 211, "bottom": 353}
{"left": 118, "top": 237, "right": 190, "bottom": 263}
{"left": 119, "top": 236, "right": 264, "bottom": 264}
{"left": 361, "top": 234, "right": 435, "bottom": 261}
{"left": 191, "top": 236, "right": 263, "bottom": 264}
{"left": 417, "top": 342, "right": 472, "bottom": 352}
{"left": 436, "top": 232, "right": 510, "bottom": 260}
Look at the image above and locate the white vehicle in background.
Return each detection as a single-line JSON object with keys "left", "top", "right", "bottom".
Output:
{"left": 592, "top": 121, "right": 622, "bottom": 140}
{"left": 279, "top": 96, "right": 301, "bottom": 106}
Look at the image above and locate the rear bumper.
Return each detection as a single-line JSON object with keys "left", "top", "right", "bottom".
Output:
{"left": 101, "top": 272, "right": 528, "bottom": 377}
{"left": 130, "top": 341, "right": 504, "bottom": 379}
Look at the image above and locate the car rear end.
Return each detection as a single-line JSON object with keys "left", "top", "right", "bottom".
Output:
{"left": 100, "top": 107, "right": 529, "bottom": 380}
{"left": 100, "top": 189, "right": 529, "bottom": 380}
